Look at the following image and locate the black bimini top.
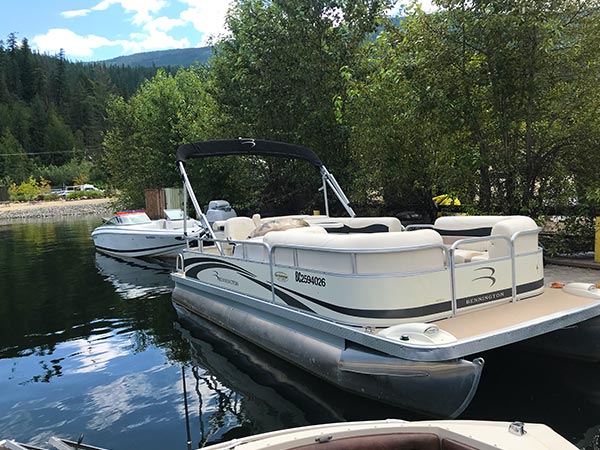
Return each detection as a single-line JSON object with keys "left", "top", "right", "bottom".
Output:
{"left": 175, "top": 138, "right": 323, "bottom": 168}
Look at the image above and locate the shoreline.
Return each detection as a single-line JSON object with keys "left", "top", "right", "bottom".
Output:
{"left": 0, "top": 198, "right": 114, "bottom": 220}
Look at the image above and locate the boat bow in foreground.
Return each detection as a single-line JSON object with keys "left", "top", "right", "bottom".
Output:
{"left": 0, "top": 420, "right": 578, "bottom": 450}
{"left": 200, "top": 419, "right": 578, "bottom": 450}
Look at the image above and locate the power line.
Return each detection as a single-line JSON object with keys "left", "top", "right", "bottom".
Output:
{"left": 0, "top": 150, "right": 82, "bottom": 156}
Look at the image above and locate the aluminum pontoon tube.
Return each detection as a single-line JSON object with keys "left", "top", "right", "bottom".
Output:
{"left": 172, "top": 282, "right": 484, "bottom": 418}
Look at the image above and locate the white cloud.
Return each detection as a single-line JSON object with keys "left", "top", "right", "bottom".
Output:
{"left": 32, "top": 28, "right": 125, "bottom": 57}
{"left": 124, "top": 29, "right": 190, "bottom": 54}
{"left": 63, "top": 0, "right": 168, "bottom": 25}
{"left": 145, "top": 16, "right": 186, "bottom": 33}
{"left": 32, "top": 27, "right": 191, "bottom": 59}
{"left": 61, "top": 9, "right": 91, "bottom": 18}
{"left": 92, "top": 0, "right": 168, "bottom": 25}
{"left": 53, "top": 0, "right": 228, "bottom": 60}
{"left": 179, "top": 0, "right": 232, "bottom": 46}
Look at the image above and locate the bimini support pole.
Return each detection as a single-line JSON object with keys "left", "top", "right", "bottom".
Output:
{"left": 321, "top": 174, "right": 330, "bottom": 216}
{"left": 183, "top": 181, "right": 188, "bottom": 245}
{"left": 177, "top": 161, "right": 221, "bottom": 252}
{"left": 320, "top": 166, "right": 355, "bottom": 217}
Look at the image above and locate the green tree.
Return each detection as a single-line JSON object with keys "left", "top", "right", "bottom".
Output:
{"left": 343, "top": 0, "right": 600, "bottom": 215}
{"left": 103, "top": 67, "right": 220, "bottom": 207}
{"left": 43, "top": 108, "right": 77, "bottom": 166}
{"left": 0, "top": 128, "right": 30, "bottom": 182}
{"left": 210, "top": 0, "right": 394, "bottom": 214}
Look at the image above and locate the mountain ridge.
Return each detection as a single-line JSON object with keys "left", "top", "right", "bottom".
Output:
{"left": 99, "top": 46, "right": 213, "bottom": 67}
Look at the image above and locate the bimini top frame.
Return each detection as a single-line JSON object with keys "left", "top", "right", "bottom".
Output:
{"left": 176, "top": 138, "right": 356, "bottom": 240}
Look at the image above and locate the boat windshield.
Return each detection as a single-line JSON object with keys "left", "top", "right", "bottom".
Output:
{"left": 110, "top": 211, "right": 152, "bottom": 225}
{"left": 164, "top": 209, "right": 185, "bottom": 220}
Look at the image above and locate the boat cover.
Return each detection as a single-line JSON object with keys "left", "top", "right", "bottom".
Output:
{"left": 175, "top": 139, "right": 323, "bottom": 168}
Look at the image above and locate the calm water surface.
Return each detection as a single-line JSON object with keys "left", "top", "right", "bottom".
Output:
{"left": 0, "top": 217, "right": 599, "bottom": 449}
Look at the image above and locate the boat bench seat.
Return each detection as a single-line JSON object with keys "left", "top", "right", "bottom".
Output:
{"left": 441, "top": 216, "right": 539, "bottom": 264}
{"left": 290, "top": 432, "right": 477, "bottom": 450}
{"left": 435, "top": 215, "right": 522, "bottom": 250}
{"left": 264, "top": 229, "right": 445, "bottom": 274}
{"left": 231, "top": 227, "right": 329, "bottom": 260}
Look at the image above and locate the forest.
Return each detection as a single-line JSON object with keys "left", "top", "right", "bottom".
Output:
{"left": 2, "top": 0, "right": 600, "bottom": 251}
{"left": 0, "top": 32, "right": 174, "bottom": 189}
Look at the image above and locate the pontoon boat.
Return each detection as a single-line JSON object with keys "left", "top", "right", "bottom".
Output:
{"left": 171, "top": 138, "right": 600, "bottom": 417}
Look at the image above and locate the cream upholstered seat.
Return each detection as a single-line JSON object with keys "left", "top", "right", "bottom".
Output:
{"left": 434, "top": 215, "right": 521, "bottom": 250}
{"left": 264, "top": 229, "right": 444, "bottom": 275}
{"left": 445, "top": 216, "right": 539, "bottom": 263}
{"left": 224, "top": 217, "right": 255, "bottom": 241}
{"left": 489, "top": 216, "right": 539, "bottom": 258}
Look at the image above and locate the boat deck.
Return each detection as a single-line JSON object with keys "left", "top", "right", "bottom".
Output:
{"left": 433, "top": 287, "right": 597, "bottom": 340}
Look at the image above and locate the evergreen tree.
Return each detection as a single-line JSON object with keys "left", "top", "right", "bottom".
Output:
{"left": 0, "top": 128, "right": 30, "bottom": 183}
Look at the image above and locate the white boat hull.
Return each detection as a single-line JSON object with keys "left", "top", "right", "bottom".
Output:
{"left": 92, "top": 227, "right": 190, "bottom": 257}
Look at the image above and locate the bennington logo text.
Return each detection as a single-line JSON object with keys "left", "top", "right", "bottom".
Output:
{"left": 464, "top": 292, "right": 505, "bottom": 306}
{"left": 213, "top": 271, "right": 239, "bottom": 286}
{"left": 295, "top": 271, "right": 326, "bottom": 287}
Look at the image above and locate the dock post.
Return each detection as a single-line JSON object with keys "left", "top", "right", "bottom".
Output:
{"left": 596, "top": 217, "right": 600, "bottom": 263}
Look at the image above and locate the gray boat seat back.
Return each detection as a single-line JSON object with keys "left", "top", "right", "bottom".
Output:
{"left": 264, "top": 229, "right": 445, "bottom": 274}
{"left": 305, "top": 216, "right": 403, "bottom": 233}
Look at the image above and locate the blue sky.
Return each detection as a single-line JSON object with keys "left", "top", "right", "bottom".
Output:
{"left": 0, "top": 0, "right": 232, "bottom": 62}
{"left": 0, "top": 1, "right": 434, "bottom": 63}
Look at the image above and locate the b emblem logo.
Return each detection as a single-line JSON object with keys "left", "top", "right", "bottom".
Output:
{"left": 472, "top": 267, "right": 496, "bottom": 287}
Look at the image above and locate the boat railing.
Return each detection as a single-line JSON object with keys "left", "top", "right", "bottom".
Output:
{"left": 189, "top": 228, "right": 541, "bottom": 317}
{"left": 448, "top": 227, "right": 542, "bottom": 314}
{"left": 195, "top": 236, "right": 271, "bottom": 260}
{"left": 268, "top": 241, "right": 449, "bottom": 307}
{"left": 510, "top": 227, "right": 543, "bottom": 301}
{"left": 176, "top": 253, "right": 185, "bottom": 273}
{"left": 194, "top": 236, "right": 449, "bottom": 275}
{"left": 449, "top": 235, "right": 512, "bottom": 315}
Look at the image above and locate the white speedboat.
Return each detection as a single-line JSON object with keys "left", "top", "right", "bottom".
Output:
{"left": 201, "top": 419, "right": 578, "bottom": 450}
{"left": 92, "top": 209, "right": 204, "bottom": 258}
{"left": 171, "top": 138, "right": 600, "bottom": 417}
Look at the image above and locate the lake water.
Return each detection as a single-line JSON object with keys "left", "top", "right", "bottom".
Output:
{"left": 0, "top": 217, "right": 599, "bottom": 449}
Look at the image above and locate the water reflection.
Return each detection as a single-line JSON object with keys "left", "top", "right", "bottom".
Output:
{"left": 94, "top": 253, "right": 173, "bottom": 300}
{"left": 463, "top": 346, "right": 600, "bottom": 448}
{"left": 173, "top": 306, "right": 411, "bottom": 448}
{"left": 0, "top": 219, "right": 191, "bottom": 449}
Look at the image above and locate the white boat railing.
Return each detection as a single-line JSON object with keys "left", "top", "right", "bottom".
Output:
{"left": 448, "top": 227, "right": 542, "bottom": 313}
{"left": 448, "top": 235, "right": 512, "bottom": 316}
{"left": 185, "top": 227, "right": 541, "bottom": 319}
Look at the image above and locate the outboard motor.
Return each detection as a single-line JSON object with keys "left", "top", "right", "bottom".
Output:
{"left": 206, "top": 200, "right": 237, "bottom": 225}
